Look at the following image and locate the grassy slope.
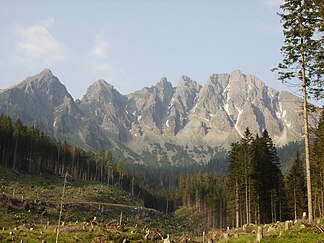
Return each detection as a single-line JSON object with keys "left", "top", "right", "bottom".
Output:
{"left": 1, "top": 166, "right": 323, "bottom": 242}
{"left": 0, "top": 166, "right": 185, "bottom": 242}
{"left": 174, "top": 206, "right": 324, "bottom": 242}
{"left": 225, "top": 220, "right": 324, "bottom": 243}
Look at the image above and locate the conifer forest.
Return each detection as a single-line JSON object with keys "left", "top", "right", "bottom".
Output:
{"left": 0, "top": 109, "right": 323, "bottom": 230}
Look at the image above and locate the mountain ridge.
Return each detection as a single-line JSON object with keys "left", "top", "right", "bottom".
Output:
{"left": 0, "top": 69, "right": 318, "bottom": 166}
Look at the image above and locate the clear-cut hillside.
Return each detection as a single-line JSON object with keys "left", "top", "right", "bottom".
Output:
{"left": 0, "top": 69, "right": 318, "bottom": 166}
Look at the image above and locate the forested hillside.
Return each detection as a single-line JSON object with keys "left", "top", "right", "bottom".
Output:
{"left": 1, "top": 109, "right": 323, "bottom": 232}
{"left": 0, "top": 115, "right": 175, "bottom": 213}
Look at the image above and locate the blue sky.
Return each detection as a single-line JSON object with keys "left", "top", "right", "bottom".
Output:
{"left": 2, "top": 0, "right": 315, "bottom": 104}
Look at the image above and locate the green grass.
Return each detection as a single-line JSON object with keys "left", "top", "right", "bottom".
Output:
{"left": 0, "top": 166, "right": 188, "bottom": 242}
{"left": 224, "top": 222, "right": 324, "bottom": 243}
{"left": 262, "top": 227, "right": 324, "bottom": 243}
{"left": 1, "top": 166, "right": 323, "bottom": 242}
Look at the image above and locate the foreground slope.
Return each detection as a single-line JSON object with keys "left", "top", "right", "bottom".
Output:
{"left": 0, "top": 166, "right": 184, "bottom": 242}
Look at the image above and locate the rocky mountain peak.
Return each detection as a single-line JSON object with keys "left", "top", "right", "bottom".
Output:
{"left": 18, "top": 69, "right": 73, "bottom": 103}
{"left": 23, "top": 68, "right": 53, "bottom": 83}
{"left": 158, "top": 76, "right": 168, "bottom": 84}
{"left": 178, "top": 76, "right": 199, "bottom": 88}
{"left": 179, "top": 75, "right": 191, "bottom": 83}
{"left": 39, "top": 68, "right": 53, "bottom": 77}
{"left": 174, "top": 76, "right": 201, "bottom": 100}
{"left": 230, "top": 69, "right": 243, "bottom": 77}
{"left": 0, "top": 69, "right": 81, "bottom": 136}
{"left": 20, "top": 68, "right": 52, "bottom": 82}
{"left": 0, "top": 69, "right": 316, "bottom": 166}
{"left": 25, "top": 68, "right": 57, "bottom": 87}
{"left": 82, "top": 79, "right": 122, "bottom": 104}
{"left": 155, "top": 77, "right": 173, "bottom": 92}
{"left": 94, "top": 79, "right": 114, "bottom": 89}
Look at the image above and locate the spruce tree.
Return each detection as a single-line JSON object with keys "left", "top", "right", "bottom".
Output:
{"left": 228, "top": 142, "right": 240, "bottom": 227}
{"left": 274, "top": 0, "right": 323, "bottom": 223}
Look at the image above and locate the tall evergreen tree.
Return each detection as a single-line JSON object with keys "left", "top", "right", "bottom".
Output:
{"left": 227, "top": 129, "right": 286, "bottom": 225}
{"left": 274, "top": 0, "right": 323, "bottom": 223}
{"left": 228, "top": 141, "right": 242, "bottom": 228}
{"left": 251, "top": 130, "right": 286, "bottom": 223}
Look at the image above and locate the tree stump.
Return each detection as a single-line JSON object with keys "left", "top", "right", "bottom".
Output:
{"left": 285, "top": 220, "right": 291, "bottom": 231}
{"left": 256, "top": 226, "right": 263, "bottom": 242}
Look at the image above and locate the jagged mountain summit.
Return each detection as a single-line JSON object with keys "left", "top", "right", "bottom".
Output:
{"left": 0, "top": 69, "right": 81, "bottom": 135}
{"left": 0, "top": 69, "right": 314, "bottom": 166}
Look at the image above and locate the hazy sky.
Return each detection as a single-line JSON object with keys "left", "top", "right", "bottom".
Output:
{"left": 2, "top": 0, "right": 316, "bottom": 104}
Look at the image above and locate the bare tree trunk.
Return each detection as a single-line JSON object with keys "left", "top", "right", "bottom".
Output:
{"left": 13, "top": 132, "right": 19, "bottom": 170}
{"left": 257, "top": 194, "right": 260, "bottom": 224}
{"left": 301, "top": 45, "right": 313, "bottom": 224}
{"left": 298, "top": 11, "right": 313, "bottom": 223}
{"left": 248, "top": 180, "right": 251, "bottom": 224}
{"left": 235, "top": 180, "right": 239, "bottom": 228}
{"left": 294, "top": 187, "right": 297, "bottom": 220}
{"left": 219, "top": 198, "right": 222, "bottom": 229}
{"left": 245, "top": 178, "right": 249, "bottom": 224}
{"left": 56, "top": 172, "right": 68, "bottom": 243}
{"left": 320, "top": 177, "right": 324, "bottom": 218}
{"left": 320, "top": 170, "right": 324, "bottom": 218}
{"left": 271, "top": 190, "right": 274, "bottom": 223}
{"left": 107, "top": 166, "right": 110, "bottom": 185}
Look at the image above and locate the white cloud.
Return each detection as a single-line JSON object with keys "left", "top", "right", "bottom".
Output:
{"left": 89, "top": 34, "right": 113, "bottom": 73}
{"left": 264, "top": 0, "right": 284, "bottom": 7}
{"left": 90, "top": 35, "right": 110, "bottom": 59}
{"left": 15, "top": 17, "right": 66, "bottom": 64}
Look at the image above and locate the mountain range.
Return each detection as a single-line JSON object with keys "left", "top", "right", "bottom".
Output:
{"left": 0, "top": 69, "right": 317, "bottom": 166}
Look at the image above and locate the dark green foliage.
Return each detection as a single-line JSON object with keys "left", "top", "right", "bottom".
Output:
{"left": 274, "top": 0, "right": 323, "bottom": 223}
{"left": 227, "top": 128, "right": 287, "bottom": 226}
{"left": 0, "top": 115, "right": 172, "bottom": 213}
{"left": 274, "top": 0, "right": 323, "bottom": 100}
{"left": 1, "top": 114, "right": 322, "bottom": 234}
{"left": 277, "top": 141, "right": 304, "bottom": 175}
{"left": 286, "top": 152, "right": 307, "bottom": 219}
{"left": 311, "top": 108, "right": 324, "bottom": 217}
{"left": 177, "top": 172, "right": 227, "bottom": 230}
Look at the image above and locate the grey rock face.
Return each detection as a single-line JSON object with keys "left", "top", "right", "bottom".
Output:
{"left": 0, "top": 69, "right": 81, "bottom": 135}
{"left": 0, "top": 69, "right": 314, "bottom": 166}
{"left": 165, "top": 76, "right": 201, "bottom": 136}
{"left": 79, "top": 79, "right": 132, "bottom": 142}
{"left": 127, "top": 77, "right": 174, "bottom": 136}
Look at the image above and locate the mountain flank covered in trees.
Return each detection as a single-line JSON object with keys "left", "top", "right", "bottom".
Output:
{"left": 1, "top": 110, "right": 323, "bottom": 232}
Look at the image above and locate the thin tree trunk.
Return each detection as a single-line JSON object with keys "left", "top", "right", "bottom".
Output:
{"left": 245, "top": 178, "right": 249, "bottom": 224}
{"left": 235, "top": 180, "right": 239, "bottom": 228}
{"left": 107, "top": 168, "right": 110, "bottom": 185}
{"left": 301, "top": 54, "right": 313, "bottom": 223}
{"left": 294, "top": 187, "right": 297, "bottom": 220}
{"left": 13, "top": 132, "right": 19, "bottom": 170}
{"left": 248, "top": 180, "right": 251, "bottom": 224}
{"left": 56, "top": 172, "right": 68, "bottom": 243}
{"left": 271, "top": 190, "right": 274, "bottom": 223}
{"left": 320, "top": 171, "right": 324, "bottom": 218}
{"left": 257, "top": 194, "right": 260, "bottom": 224}
{"left": 300, "top": 17, "right": 313, "bottom": 224}
{"left": 219, "top": 197, "right": 222, "bottom": 229}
